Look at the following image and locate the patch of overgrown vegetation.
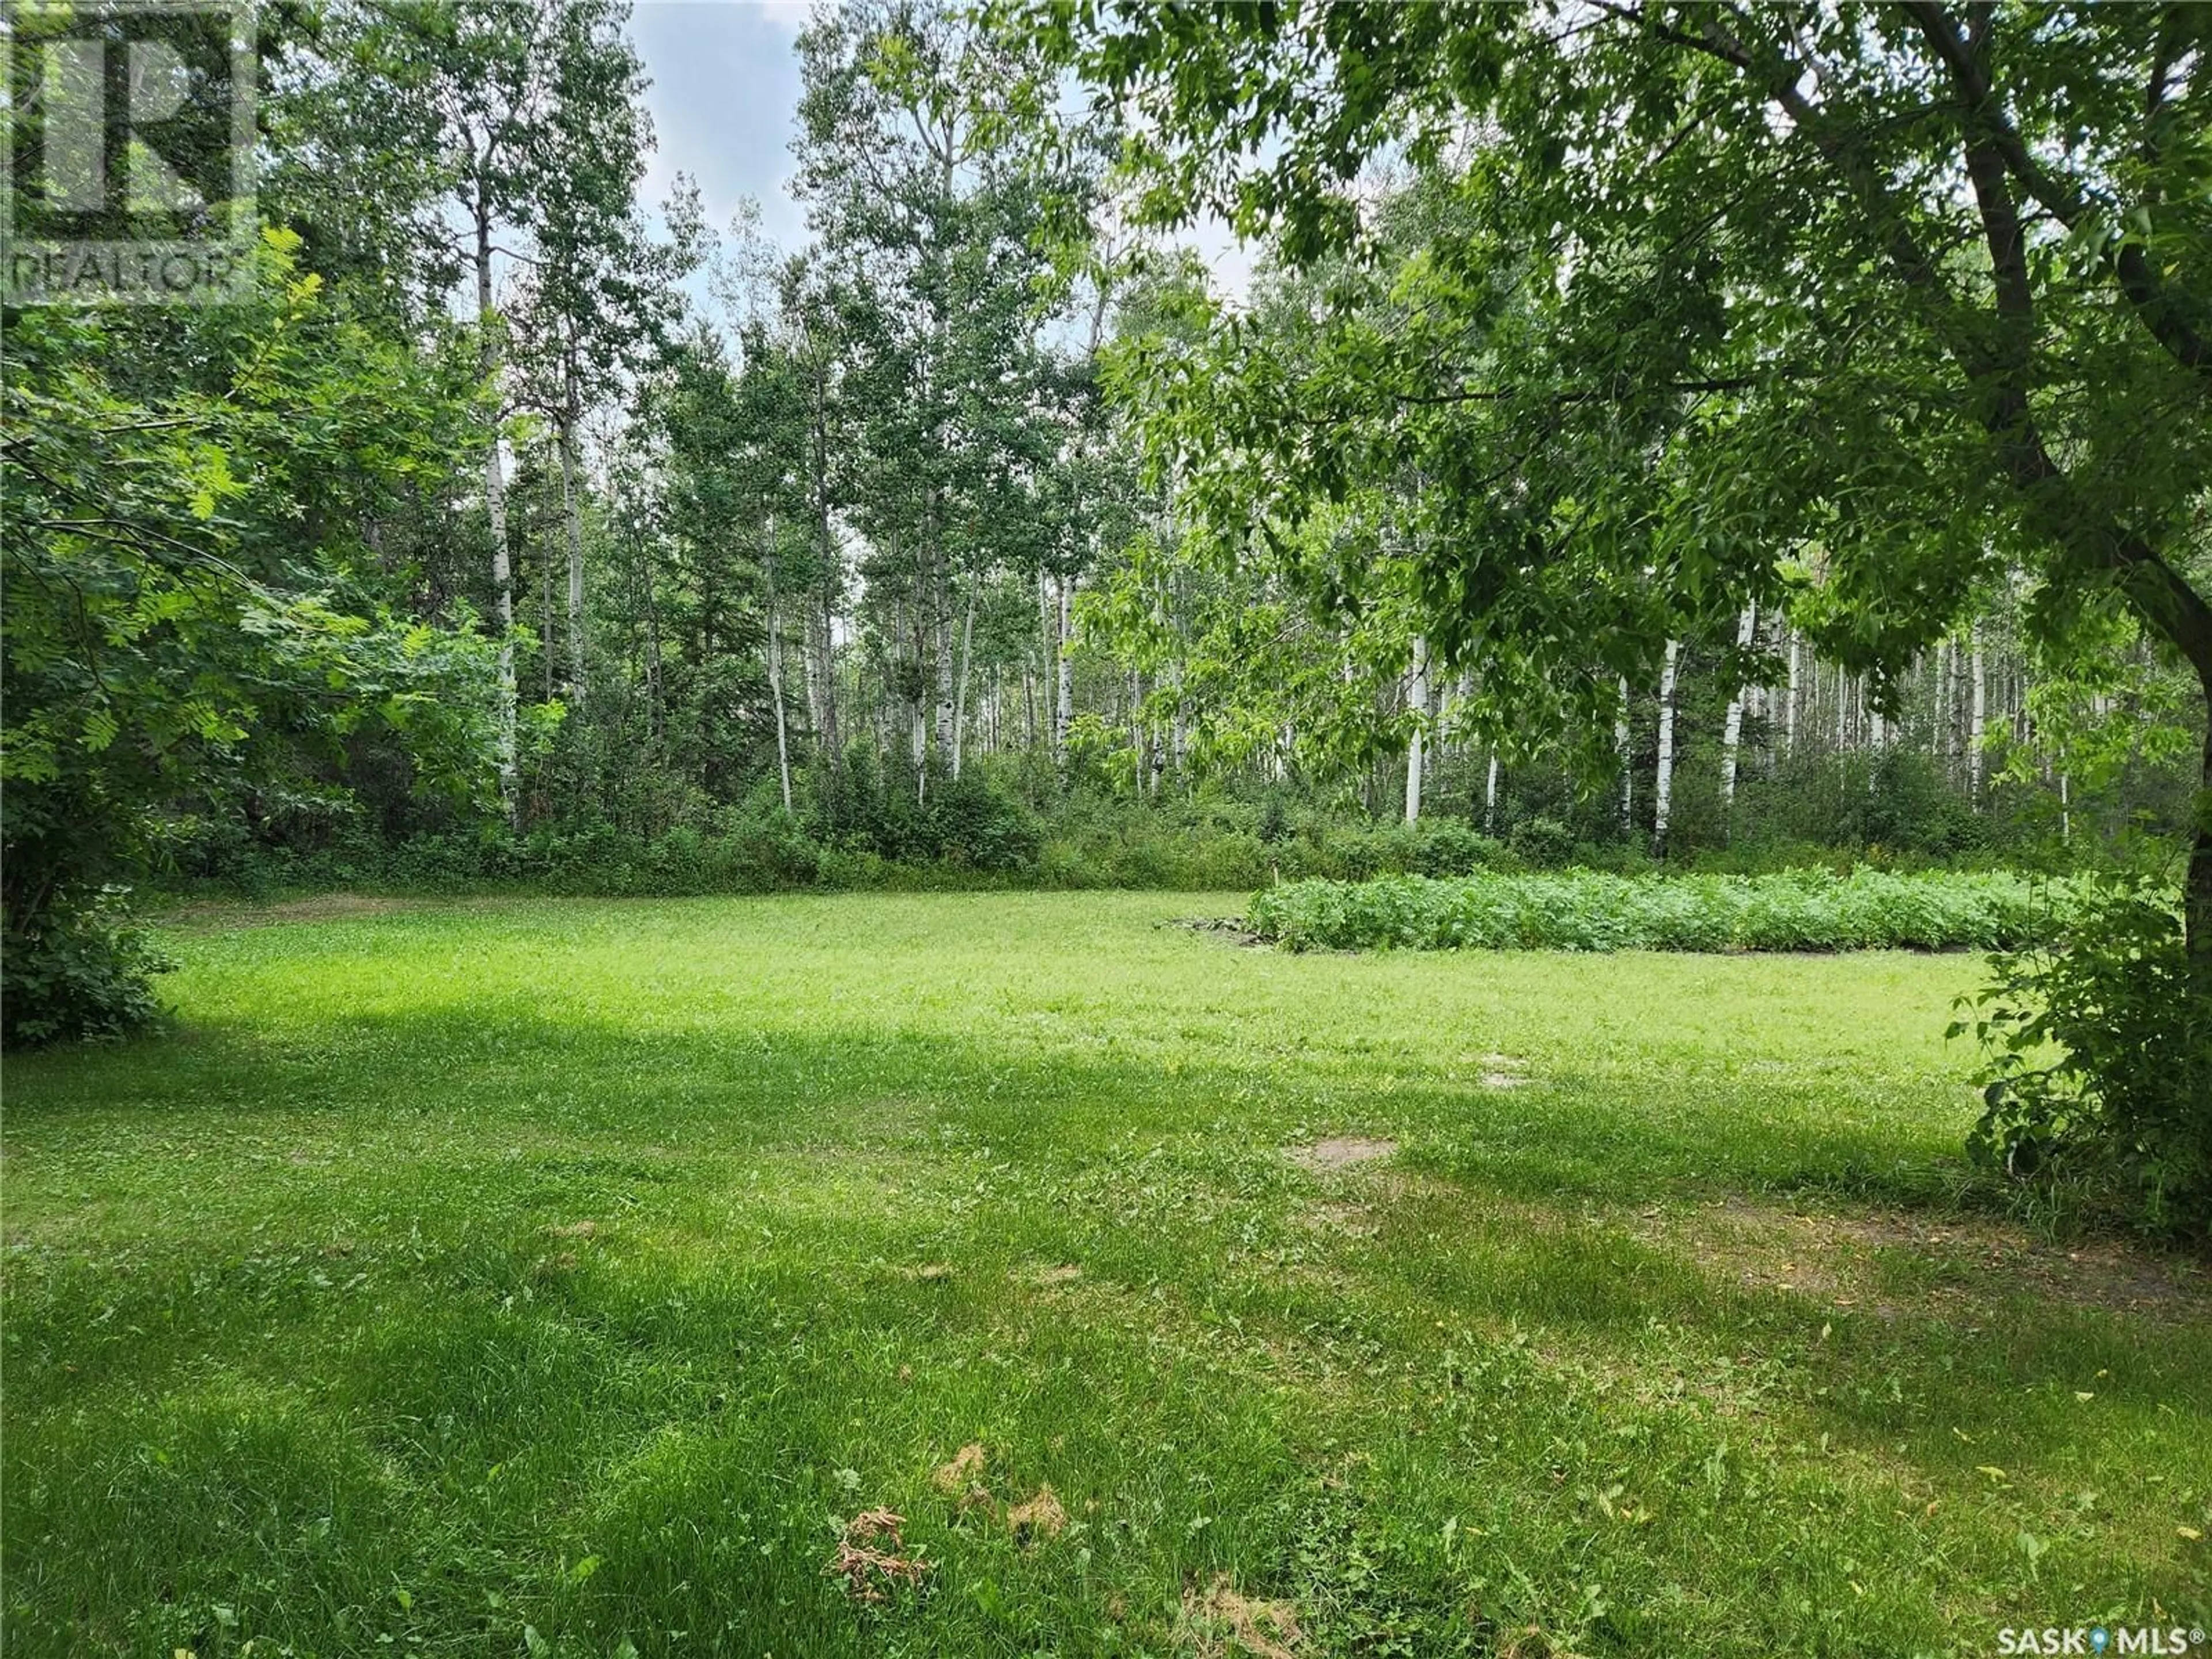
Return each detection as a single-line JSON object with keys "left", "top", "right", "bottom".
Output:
{"left": 1247, "top": 869, "right": 2090, "bottom": 955}
{"left": 1961, "top": 882, "right": 2212, "bottom": 1247}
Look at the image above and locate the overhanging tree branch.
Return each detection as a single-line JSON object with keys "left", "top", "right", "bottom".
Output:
{"left": 1899, "top": 0, "right": 2212, "bottom": 388}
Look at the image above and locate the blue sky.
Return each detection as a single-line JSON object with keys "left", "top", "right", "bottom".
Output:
{"left": 627, "top": 0, "right": 1252, "bottom": 301}
{"left": 631, "top": 2, "right": 815, "bottom": 257}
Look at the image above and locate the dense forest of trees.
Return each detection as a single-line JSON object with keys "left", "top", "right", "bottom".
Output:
{"left": 5, "top": 0, "right": 2206, "bottom": 1168}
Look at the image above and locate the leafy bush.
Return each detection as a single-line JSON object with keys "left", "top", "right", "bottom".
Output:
{"left": 1506, "top": 815, "right": 1577, "bottom": 869}
{"left": 1247, "top": 869, "right": 2083, "bottom": 955}
{"left": 2, "top": 888, "right": 173, "bottom": 1047}
{"left": 921, "top": 771, "right": 1043, "bottom": 870}
{"left": 1957, "top": 884, "right": 2211, "bottom": 1243}
{"left": 1411, "top": 820, "right": 1512, "bottom": 877}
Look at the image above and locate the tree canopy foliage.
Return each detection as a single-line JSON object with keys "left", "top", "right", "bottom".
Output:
{"left": 1032, "top": 0, "right": 2212, "bottom": 977}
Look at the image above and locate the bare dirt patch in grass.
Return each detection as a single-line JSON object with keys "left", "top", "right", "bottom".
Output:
{"left": 1180, "top": 1574, "right": 1305, "bottom": 1657}
{"left": 826, "top": 1508, "right": 927, "bottom": 1603}
{"left": 1286, "top": 1137, "right": 1398, "bottom": 1173}
{"left": 931, "top": 1443, "right": 995, "bottom": 1515}
{"left": 1013, "top": 1262, "right": 1085, "bottom": 1287}
{"left": 1473, "top": 1052, "right": 1530, "bottom": 1089}
{"left": 1653, "top": 1197, "right": 2211, "bottom": 1321}
{"left": 1298, "top": 1199, "right": 1379, "bottom": 1237}
{"left": 931, "top": 1442, "right": 986, "bottom": 1495}
{"left": 1007, "top": 1485, "right": 1067, "bottom": 1544}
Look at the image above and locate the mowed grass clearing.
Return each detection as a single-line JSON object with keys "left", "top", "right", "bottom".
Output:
{"left": 3, "top": 891, "right": 2207, "bottom": 1658}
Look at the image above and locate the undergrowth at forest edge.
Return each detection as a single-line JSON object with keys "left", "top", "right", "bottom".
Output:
{"left": 1247, "top": 869, "right": 2093, "bottom": 955}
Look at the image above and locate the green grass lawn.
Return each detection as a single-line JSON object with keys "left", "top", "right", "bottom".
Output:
{"left": 5, "top": 891, "right": 2208, "bottom": 1658}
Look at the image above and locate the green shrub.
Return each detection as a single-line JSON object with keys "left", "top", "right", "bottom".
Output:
{"left": 925, "top": 771, "right": 1043, "bottom": 870}
{"left": 2, "top": 887, "right": 173, "bottom": 1047}
{"left": 1411, "top": 820, "right": 1513, "bottom": 877}
{"left": 1247, "top": 869, "right": 2081, "bottom": 955}
{"left": 1957, "top": 884, "right": 2211, "bottom": 1244}
{"left": 1507, "top": 815, "right": 1577, "bottom": 869}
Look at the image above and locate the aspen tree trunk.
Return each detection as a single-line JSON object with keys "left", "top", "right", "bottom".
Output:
{"left": 541, "top": 516, "right": 555, "bottom": 702}
{"left": 1934, "top": 637, "right": 1953, "bottom": 778}
{"left": 763, "top": 517, "right": 791, "bottom": 814}
{"left": 1969, "top": 622, "right": 1987, "bottom": 803}
{"left": 813, "top": 584, "right": 839, "bottom": 771}
{"left": 1484, "top": 748, "right": 1500, "bottom": 836}
{"left": 1169, "top": 659, "right": 1188, "bottom": 784}
{"left": 642, "top": 535, "right": 664, "bottom": 748}
{"left": 557, "top": 399, "right": 588, "bottom": 706}
{"left": 1128, "top": 669, "right": 1147, "bottom": 797}
{"left": 474, "top": 190, "right": 517, "bottom": 823}
{"left": 1054, "top": 576, "right": 1074, "bottom": 770}
{"left": 900, "top": 573, "right": 927, "bottom": 796}
{"left": 930, "top": 544, "right": 955, "bottom": 773}
{"left": 1719, "top": 602, "right": 1756, "bottom": 820}
{"left": 1035, "top": 571, "right": 1052, "bottom": 758}
{"left": 1653, "top": 638, "right": 1681, "bottom": 857}
{"left": 1404, "top": 635, "right": 1429, "bottom": 825}
{"left": 1755, "top": 612, "right": 1778, "bottom": 777}
{"left": 800, "top": 602, "right": 824, "bottom": 740}
{"left": 810, "top": 372, "right": 840, "bottom": 775}
{"left": 1616, "top": 675, "right": 1633, "bottom": 834}
{"left": 1868, "top": 693, "right": 1886, "bottom": 795}
{"left": 1785, "top": 628, "right": 1801, "bottom": 757}
{"left": 950, "top": 575, "right": 977, "bottom": 779}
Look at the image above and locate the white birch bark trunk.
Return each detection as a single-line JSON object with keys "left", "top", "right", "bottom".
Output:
{"left": 763, "top": 518, "right": 791, "bottom": 814}
{"left": 1054, "top": 575, "right": 1074, "bottom": 770}
{"left": 1169, "top": 658, "right": 1187, "bottom": 783}
{"left": 1128, "top": 669, "right": 1147, "bottom": 797}
{"left": 1969, "top": 622, "right": 1987, "bottom": 802}
{"left": 1785, "top": 629, "right": 1801, "bottom": 757}
{"left": 557, "top": 405, "right": 587, "bottom": 707}
{"left": 1934, "top": 637, "right": 1952, "bottom": 777}
{"left": 1404, "top": 635, "right": 1429, "bottom": 825}
{"left": 813, "top": 582, "right": 839, "bottom": 771}
{"left": 800, "top": 596, "right": 824, "bottom": 740}
{"left": 1720, "top": 602, "right": 1756, "bottom": 816}
{"left": 809, "top": 374, "right": 840, "bottom": 773}
{"left": 1653, "top": 638, "right": 1681, "bottom": 857}
{"left": 474, "top": 195, "right": 517, "bottom": 822}
{"left": 950, "top": 573, "right": 977, "bottom": 779}
{"left": 1616, "top": 675, "right": 1633, "bottom": 834}
{"left": 930, "top": 550, "right": 955, "bottom": 774}
{"left": 1484, "top": 748, "right": 1500, "bottom": 836}
{"left": 902, "top": 578, "right": 927, "bottom": 797}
